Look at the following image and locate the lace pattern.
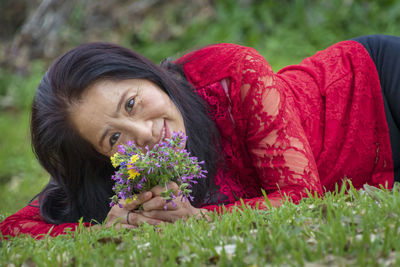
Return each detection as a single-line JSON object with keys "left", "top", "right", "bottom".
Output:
{"left": 180, "top": 42, "right": 392, "bottom": 210}
{"left": 194, "top": 48, "right": 323, "bottom": 208}
{"left": 0, "top": 200, "right": 87, "bottom": 239}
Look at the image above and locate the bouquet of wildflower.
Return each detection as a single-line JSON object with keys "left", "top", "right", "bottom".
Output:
{"left": 109, "top": 131, "right": 207, "bottom": 209}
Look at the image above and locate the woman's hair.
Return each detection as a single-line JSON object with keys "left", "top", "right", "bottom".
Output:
{"left": 31, "top": 43, "right": 220, "bottom": 224}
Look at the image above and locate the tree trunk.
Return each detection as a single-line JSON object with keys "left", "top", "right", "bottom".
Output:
{"left": 3, "top": 0, "right": 77, "bottom": 73}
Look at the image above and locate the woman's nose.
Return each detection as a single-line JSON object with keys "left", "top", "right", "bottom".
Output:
{"left": 124, "top": 120, "right": 153, "bottom": 149}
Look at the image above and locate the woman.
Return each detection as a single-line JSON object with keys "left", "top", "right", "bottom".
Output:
{"left": 1, "top": 35, "right": 399, "bottom": 239}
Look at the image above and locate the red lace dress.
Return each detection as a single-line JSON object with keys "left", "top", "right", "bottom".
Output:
{"left": 1, "top": 41, "right": 394, "bottom": 238}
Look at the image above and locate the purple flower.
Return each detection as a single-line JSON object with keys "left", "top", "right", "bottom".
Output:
{"left": 171, "top": 201, "right": 177, "bottom": 208}
{"left": 118, "top": 145, "right": 126, "bottom": 154}
{"left": 109, "top": 131, "right": 206, "bottom": 207}
{"left": 137, "top": 183, "right": 142, "bottom": 190}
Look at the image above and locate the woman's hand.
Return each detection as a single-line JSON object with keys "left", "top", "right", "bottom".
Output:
{"left": 131, "top": 182, "right": 210, "bottom": 223}
{"left": 103, "top": 191, "right": 163, "bottom": 229}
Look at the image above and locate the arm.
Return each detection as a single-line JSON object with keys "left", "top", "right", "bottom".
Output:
{"left": 199, "top": 47, "right": 324, "bottom": 213}
{"left": 233, "top": 48, "right": 323, "bottom": 209}
{"left": 0, "top": 200, "right": 88, "bottom": 239}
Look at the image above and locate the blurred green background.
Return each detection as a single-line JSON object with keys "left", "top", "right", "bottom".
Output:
{"left": 0, "top": 0, "right": 399, "bottom": 217}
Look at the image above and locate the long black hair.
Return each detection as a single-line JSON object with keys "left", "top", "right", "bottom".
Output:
{"left": 31, "top": 43, "right": 220, "bottom": 224}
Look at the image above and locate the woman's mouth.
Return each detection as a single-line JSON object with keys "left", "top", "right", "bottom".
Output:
{"left": 158, "top": 120, "right": 170, "bottom": 144}
{"left": 164, "top": 121, "right": 171, "bottom": 139}
{"left": 160, "top": 126, "right": 166, "bottom": 142}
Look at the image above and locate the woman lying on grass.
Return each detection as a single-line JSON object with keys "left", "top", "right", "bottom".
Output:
{"left": 1, "top": 35, "right": 399, "bottom": 239}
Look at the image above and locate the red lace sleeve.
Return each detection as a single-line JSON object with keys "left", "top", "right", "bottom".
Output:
{"left": 238, "top": 49, "right": 324, "bottom": 204}
{"left": 0, "top": 200, "right": 89, "bottom": 239}
{"left": 181, "top": 44, "right": 325, "bottom": 212}
{"left": 193, "top": 47, "right": 324, "bottom": 213}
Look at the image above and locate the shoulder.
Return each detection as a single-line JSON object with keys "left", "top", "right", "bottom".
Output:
{"left": 176, "top": 43, "right": 266, "bottom": 87}
{"left": 311, "top": 40, "right": 369, "bottom": 59}
{"left": 300, "top": 40, "right": 370, "bottom": 69}
{"left": 177, "top": 43, "right": 258, "bottom": 61}
{"left": 278, "top": 40, "right": 372, "bottom": 88}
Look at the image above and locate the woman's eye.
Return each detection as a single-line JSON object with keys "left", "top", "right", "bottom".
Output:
{"left": 109, "top": 133, "right": 120, "bottom": 147}
{"left": 125, "top": 98, "right": 135, "bottom": 113}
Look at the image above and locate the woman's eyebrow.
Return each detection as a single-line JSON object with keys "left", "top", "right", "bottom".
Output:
{"left": 115, "top": 90, "right": 129, "bottom": 116}
{"left": 99, "top": 127, "right": 110, "bottom": 147}
{"left": 99, "top": 89, "right": 129, "bottom": 148}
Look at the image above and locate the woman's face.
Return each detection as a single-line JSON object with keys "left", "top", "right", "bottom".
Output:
{"left": 70, "top": 79, "right": 186, "bottom": 157}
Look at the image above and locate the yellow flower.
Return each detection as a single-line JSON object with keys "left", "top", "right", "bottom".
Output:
{"left": 110, "top": 153, "right": 121, "bottom": 168}
{"left": 124, "top": 195, "right": 138, "bottom": 204}
{"left": 128, "top": 169, "right": 140, "bottom": 180}
{"left": 128, "top": 154, "right": 139, "bottom": 164}
{"left": 127, "top": 154, "right": 140, "bottom": 180}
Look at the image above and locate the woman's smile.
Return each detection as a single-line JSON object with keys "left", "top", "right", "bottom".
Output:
{"left": 157, "top": 120, "right": 170, "bottom": 145}
{"left": 70, "top": 79, "right": 186, "bottom": 156}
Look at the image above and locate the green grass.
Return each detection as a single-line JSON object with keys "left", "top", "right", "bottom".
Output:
{"left": 1, "top": 184, "right": 400, "bottom": 266}
{"left": 0, "top": 62, "right": 48, "bottom": 216}
{"left": 0, "top": 110, "right": 48, "bottom": 215}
